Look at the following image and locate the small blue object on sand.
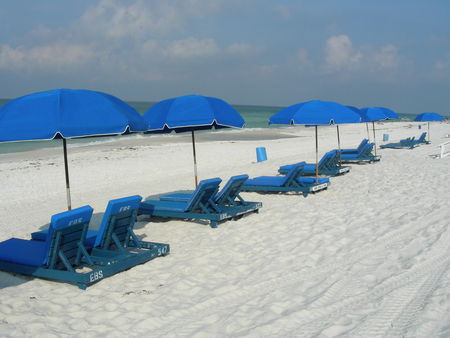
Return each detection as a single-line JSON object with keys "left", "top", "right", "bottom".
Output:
{"left": 241, "top": 163, "right": 329, "bottom": 196}
{"left": 0, "top": 196, "right": 170, "bottom": 289}
{"left": 256, "top": 147, "right": 267, "bottom": 162}
{"left": 139, "top": 177, "right": 261, "bottom": 228}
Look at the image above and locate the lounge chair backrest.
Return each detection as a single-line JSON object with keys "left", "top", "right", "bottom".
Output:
{"left": 214, "top": 175, "right": 249, "bottom": 205}
{"left": 357, "top": 139, "right": 369, "bottom": 153}
{"left": 45, "top": 206, "right": 93, "bottom": 267}
{"left": 319, "top": 150, "right": 337, "bottom": 168}
{"left": 359, "top": 143, "right": 374, "bottom": 156}
{"left": 185, "top": 178, "right": 222, "bottom": 212}
{"left": 418, "top": 132, "right": 426, "bottom": 142}
{"left": 283, "top": 163, "right": 306, "bottom": 186}
{"left": 93, "top": 195, "right": 142, "bottom": 248}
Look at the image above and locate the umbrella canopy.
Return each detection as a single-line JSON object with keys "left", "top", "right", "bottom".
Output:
{"left": 359, "top": 107, "right": 400, "bottom": 122}
{"left": 0, "top": 88, "right": 147, "bottom": 210}
{"left": 0, "top": 89, "right": 146, "bottom": 141}
{"left": 379, "top": 107, "right": 400, "bottom": 119}
{"left": 414, "top": 112, "right": 445, "bottom": 122}
{"left": 414, "top": 112, "right": 445, "bottom": 142}
{"left": 269, "top": 100, "right": 361, "bottom": 182}
{"left": 269, "top": 100, "right": 360, "bottom": 126}
{"left": 145, "top": 94, "right": 244, "bottom": 132}
{"left": 359, "top": 107, "right": 399, "bottom": 156}
{"left": 143, "top": 94, "right": 245, "bottom": 186}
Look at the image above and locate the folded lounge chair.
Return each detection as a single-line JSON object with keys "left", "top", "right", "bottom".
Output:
{"left": 159, "top": 174, "right": 262, "bottom": 214}
{"left": 340, "top": 139, "right": 369, "bottom": 154}
{"left": 339, "top": 143, "right": 381, "bottom": 164}
{"left": 278, "top": 150, "right": 351, "bottom": 176}
{"left": 0, "top": 206, "right": 123, "bottom": 289}
{"left": 29, "top": 196, "right": 170, "bottom": 288}
{"left": 401, "top": 132, "right": 429, "bottom": 145}
{"left": 240, "top": 164, "right": 329, "bottom": 195}
{"left": 380, "top": 137, "right": 418, "bottom": 149}
{"left": 139, "top": 178, "right": 257, "bottom": 228}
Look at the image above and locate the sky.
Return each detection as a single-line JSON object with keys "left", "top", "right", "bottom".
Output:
{"left": 0, "top": 0, "right": 449, "bottom": 114}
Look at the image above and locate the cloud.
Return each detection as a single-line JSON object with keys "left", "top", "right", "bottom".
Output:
{"left": 323, "top": 35, "right": 401, "bottom": 75}
{"left": 0, "top": 43, "right": 96, "bottom": 70}
{"left": 163, "top": 37, "right": 219, "bottom": 58}
{"left": 324, "top": 35, "right": 362, "bottom": 72}
{"left": 274, "top": 5, "right": 293, "bottom": 21}
{"left": 434, "top": 54, "right": 450, "bottom": 74}
{"left": 79, "top": 0, "right": 223, "bottom": 40}
{"left": 371, "top": 45, "right": 399, "bottom": 69}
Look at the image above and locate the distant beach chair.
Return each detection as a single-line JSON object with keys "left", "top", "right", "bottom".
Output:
{"left": 0, "top": 206, "right": 110, "bottom": 289}
{"left": 278, "top": 150, "right": 351, "bottom": 176}
{"left": 339, "top": 143, "right": 381, "bottom": 163}
{"left": 30, "top": 196, "right": 170, "bottom": 287}
{"left": 159, "top": 174, "right": 262, "bottom": 212}
{"left": 380, "top": 136, "right": 418, "bottom": 149}
{"left": 139, "top": 177, "right": 259, "bottom": 228}
{"left": 340, "top": 139, "right": 369, "bottom": 154}
{"left": 402, "top": 132, "right": 429, "bottom": 145}
{"left": 241, "top": 163, "right": 329, "bottom": 195}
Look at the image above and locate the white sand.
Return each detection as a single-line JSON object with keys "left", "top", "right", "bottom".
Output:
{"left": 0, "top": 121, "right": 449, "bottom": 337}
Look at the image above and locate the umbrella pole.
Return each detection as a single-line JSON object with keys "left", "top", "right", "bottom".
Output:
{"left": 428, "top": 122, "right": 430, "bottom": 142}
{"left": 366, "top": 123, "right": 370, "bottom": 141}
{"left": 315, "top": 126, "right": 319, "bottom": 184}
{"left": 191, "top": 131, "right": 199, "bottom": 187}
{"left": 62, "top": 139, "right": 72, "bottom": 211}
{"left": 336, "top": 125, "right": 342, "bottom": 166}
{"left": 372, "top": 121, "right": 377, "bottom": 156}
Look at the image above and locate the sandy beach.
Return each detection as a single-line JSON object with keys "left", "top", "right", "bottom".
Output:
{"left": 0, "top": 121, "right": 449, "bottom": 337}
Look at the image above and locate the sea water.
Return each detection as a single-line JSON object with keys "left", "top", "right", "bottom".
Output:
{"left": 0, "top": 98, "right": 429, "bottom": 154}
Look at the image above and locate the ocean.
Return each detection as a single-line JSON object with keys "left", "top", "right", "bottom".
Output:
{"left": 0, "top": 98, "right": 428, "bottom": 154}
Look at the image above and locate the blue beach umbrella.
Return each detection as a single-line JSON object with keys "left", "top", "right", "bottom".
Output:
{"left": 0, "top": 88, "right": 147, "bottom": 210}
{"left": 144, "top": 94, "right": 245, "bottom": 187}
{"left": 269, "top": 100, "right": 361, "bottom": 182}
{"left": 360, "top": 107, "right": 400, "bottom": 156}
{"left": 414, "top": 112, "right": 445, "bottom": 142}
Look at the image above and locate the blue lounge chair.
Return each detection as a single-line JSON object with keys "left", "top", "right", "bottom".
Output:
{"left": 159, "top": 174, "right": 262, "bottom": 214}
{"left": 401, "top": 132, "right": 429, "bottom": 145}
{"left": 139, "top": 178, "right": 255, "bottom": 228}
{"left": 241, "top": 163, "right": 329, "bottom": 195}
{"left": 0, "top": 206, "right": 117, "bottom": 289}
{"left": 340, "top": 139, "right": 369, "bottom": 154}
{"left": 339, "top": 143, "right": 381, "bottom": 163}
{"left": 380, "top": 137, "right": 418, "bottom": 149}
{"left": 30, "top": 196, "right": 170, "bottom": 287}
{"left": 278, "top": 150, "right": 351, "bottom": 176}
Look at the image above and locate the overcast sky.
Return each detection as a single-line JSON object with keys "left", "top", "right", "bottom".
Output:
{"left": 0, "top": 0, "right": 449, "bottom": 114}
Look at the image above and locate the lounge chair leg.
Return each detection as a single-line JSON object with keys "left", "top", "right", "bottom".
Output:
{"left": 210, "top": 221, "right": 218, "bottom": 228}
{"left": 77, "top": 283, "right": 87, "bottom": 290}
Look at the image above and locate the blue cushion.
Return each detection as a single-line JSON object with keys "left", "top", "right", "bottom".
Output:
{"left": 341, "top": 153, "right": 359, "bottom": 160}
{"left": 0, "top": 238, "right": 47, "bottom": 266}
{"left": 1, "top": 206, "right": 93, "bottom": 267}
{"left": 31, "top": 229, "right": 97, "bottom": 247}
{"left": 245, "top": 176, "right": 287, "bottom": 187}
{"left": 302, "top": 164, "right": 317, "bottom": 172}
{"left": 140, "top": 200, "right": 189, "bottom": 213}
{"left": 279, "top": 162, "right": 303, "bottom": 173}
{"left": 297, "top": 177, "right": 329, "bottom": 185}
{"left": 94, "top": 195, "right": 142, "bottom": 247}
{"left": 160, "top": 193, "right": 191, "bottom": 202}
